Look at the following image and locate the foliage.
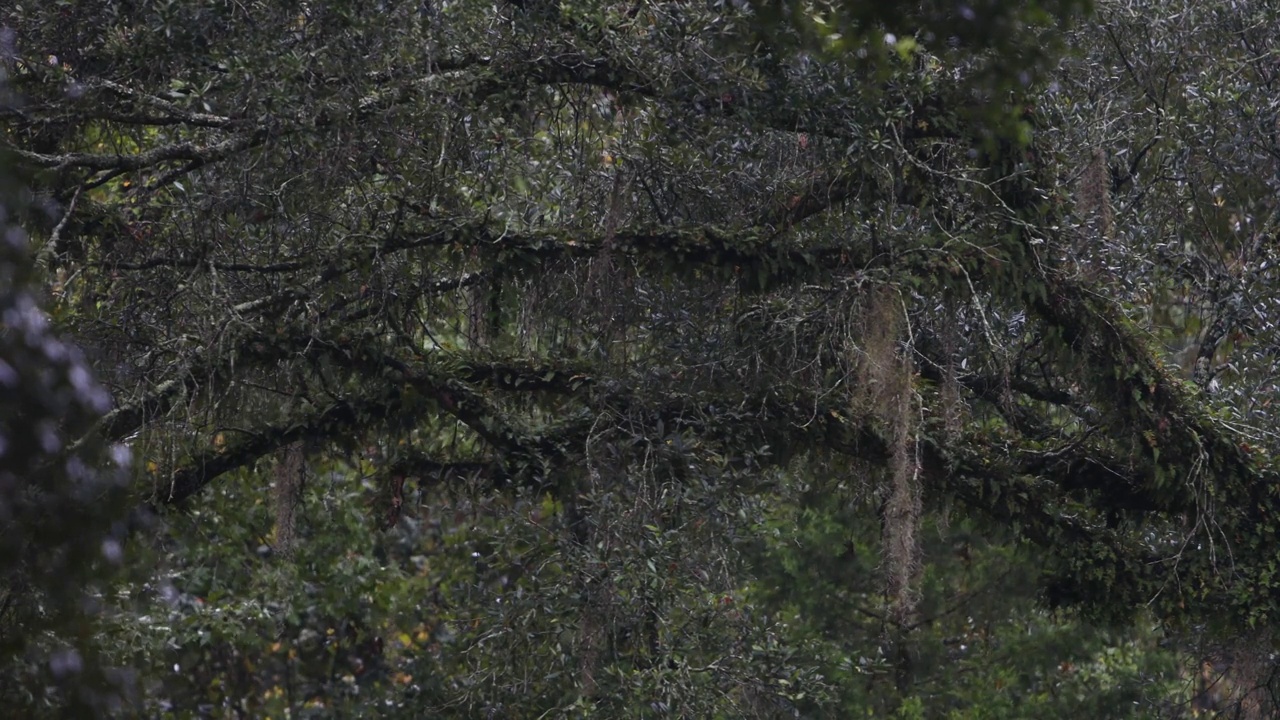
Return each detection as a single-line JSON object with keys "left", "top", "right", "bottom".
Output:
{"left": 0, "top": 80, "right": 132, "bottom": 717}
{"left": 5, "top": 0, "right": 1280, "bottom": 717}
{"left": 749, "top": 0, "right": 1093, "bottom": 93}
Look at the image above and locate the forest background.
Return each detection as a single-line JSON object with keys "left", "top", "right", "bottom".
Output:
{"left": 4, "top": 0, "right": 1280, "bottom": 717}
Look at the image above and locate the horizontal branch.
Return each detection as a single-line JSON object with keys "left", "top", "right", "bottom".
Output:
{"left": 89, "top": 78, "right": 240, "bottom": 129}
{"left": 386, "top": 454, "right": 501, "bottom": 486}
{"left": 157, "top": 392, "right": 401, "bottom": 504}
{"left": 105, "top": 257, "right": 309, "bottom": 273}
{"left": 146, "top": 342, "right": 597, "bottom": 503}
{"left": 10, "top": 130, "right": 267, "bottom": 172}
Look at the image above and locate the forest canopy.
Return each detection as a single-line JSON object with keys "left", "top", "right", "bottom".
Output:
{"left": 4, "top": 0, "right": 1280, "bottom": 717}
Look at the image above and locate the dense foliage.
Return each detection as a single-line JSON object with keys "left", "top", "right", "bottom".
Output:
{"left": 0, "top": 89, "right": 132, "bottom": 714}
{"left": 4, "top": 0, "right": 1280, "bottom": 717}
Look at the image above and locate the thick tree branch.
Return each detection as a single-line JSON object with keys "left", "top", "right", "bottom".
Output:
{"left": 922, "top": 435, "right": 1186, "bottom": 624}
{"left": 158, "top": 393, "right": 401, "bottom": 504}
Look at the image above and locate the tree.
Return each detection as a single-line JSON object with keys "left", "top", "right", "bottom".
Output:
{"left": 0, "top": 106, "right": 132, "bottom": 716}
{"left": 4, "top": 0, "right": 1280, "bottom": 716}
